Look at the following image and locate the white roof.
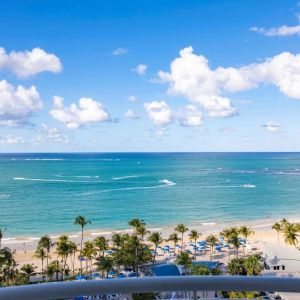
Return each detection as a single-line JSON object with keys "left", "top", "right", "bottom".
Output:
{"left": 263, "top": 243, "right": 300, "bottom": 265}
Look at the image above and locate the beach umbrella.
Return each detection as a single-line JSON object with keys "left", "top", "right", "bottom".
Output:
{"left": 75, "top": 275, "right": 87, "bottom": 280}
{"left": 117, "top": 273, "right": 126, "bottom": 278}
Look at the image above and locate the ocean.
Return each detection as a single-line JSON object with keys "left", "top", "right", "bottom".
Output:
{"left": 1, "top": 152, "right": 300, "bottom": 237}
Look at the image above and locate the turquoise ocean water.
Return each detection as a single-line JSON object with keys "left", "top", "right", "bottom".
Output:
{"left": 1, "top": 152, "right": 300, "bottom": 237}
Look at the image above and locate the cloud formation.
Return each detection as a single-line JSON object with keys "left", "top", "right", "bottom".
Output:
{"left": 127, "top": 95, "right": 137, "bottom": 102}
{"left": 132, "top": 64, "right": 148, "bottom": 75}
{"left": 112, "top": 48, "right": 128, "bottom": 56}
{"left": 250, "top": 25, "right": 300, "bottom": 37}
{"left": 159, "top": 47, "right": 300, "bottom": 117}
{"left": 50, "top": 96, "right": 110, "bottom": 129}
{"left": 34, "top": 124, "right": 70, "bottom": 144}
{"left": 124, "top": 109, "right": 139, "bottom": 119}
{"left": 0, "top": 47, "right": 62, "bottom": 78}
{"left": 144, "top": 101, "right": 203, "bottom": 128}
{"left": 0, "top": 135, "right": 25, "bottom": 145}
{"left": 177, "top": 105, "right": 203, "bottom": 127}
{"left": 262, "top": 122, "right": 281, "bottom": 132}
{"left": 144, "top": 101, "right": 172, "bottom": 126}
{"left": 0, "top": 80, "right": 42, "bottom": 127}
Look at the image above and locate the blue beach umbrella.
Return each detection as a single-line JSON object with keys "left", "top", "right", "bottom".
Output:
{"left": 75, "top": 275, "right": 88, "bottom": 280}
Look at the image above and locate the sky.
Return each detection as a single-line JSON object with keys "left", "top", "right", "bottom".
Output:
{"left": 1, "top": 0, "right": 300, "bottom": 152}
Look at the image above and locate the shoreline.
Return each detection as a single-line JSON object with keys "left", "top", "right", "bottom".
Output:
{"left": 3, "top": 216, "right": 299, "bottom": 249}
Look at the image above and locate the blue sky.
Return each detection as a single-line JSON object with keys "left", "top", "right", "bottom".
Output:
{"left": 1, "top": 0, "right": 300, "bottom": 152}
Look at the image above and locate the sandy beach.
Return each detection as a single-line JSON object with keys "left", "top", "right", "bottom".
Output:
{"left": 2, "top": 218, "right": 295, "bottom": 271}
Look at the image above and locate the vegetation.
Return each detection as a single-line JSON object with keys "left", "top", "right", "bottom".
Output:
{"left": 272, "top": 219, "right": 300, "bottom": 249}
{"left": 74, "top": 215, "right": 91, "bottom": 277}
{"left": 227, "top": 254, "right": 262, "bottom": 276}
{"left": 175, "top": 224, "right": 188, "bottom": 251}
{"left": 5, "top": 216, "right": 300, "bottom": 296}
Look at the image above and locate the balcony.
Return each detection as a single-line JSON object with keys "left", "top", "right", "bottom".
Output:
{"left": 0, "top": 276, "right": 300, "bottom": 300}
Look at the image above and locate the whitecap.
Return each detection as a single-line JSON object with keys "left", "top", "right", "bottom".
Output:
{"left": 243, "top": 184, "right": 256, "bottom": 188}
{"left": 201, "top": 222, "right": 216, "bottom": 226}
{"left": 112, "top": 175, "right": 140, "bottom": 180}
{"left": 13, "top": 177, "right": 102, "bottom": 183}
{"left": 159, "top": 179, "right": 176, "bottom": 186}
{"left": 0, "top": 193, "right": 10, "bottom": 199}
{"left": 24, "top": 158, "right": 64, "bottom": 161}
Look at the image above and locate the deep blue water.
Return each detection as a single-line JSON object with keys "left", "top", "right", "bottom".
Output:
{"left": 1, "top": 152, "right": 300, "bottom": 237}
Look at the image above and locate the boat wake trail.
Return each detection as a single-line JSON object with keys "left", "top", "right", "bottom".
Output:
{"left": 78, "top": 179, "right": 176, "bottom": 196}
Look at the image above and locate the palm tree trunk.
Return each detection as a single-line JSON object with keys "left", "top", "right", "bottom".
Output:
{"left": 80, "top": 227, "right": 83, "bottom": 277}
{"left": 46, "top": 253, "right": 49, "bottom": 282}
{"left": 41, "top": 258, "right": 44, "bottom": 282}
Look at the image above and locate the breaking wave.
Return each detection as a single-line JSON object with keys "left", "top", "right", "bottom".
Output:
{"left": 112, "top": 175, "right": 140, "bottom": 180}
{"left": 13, "top": 177, "right": 102, "bottom": 183}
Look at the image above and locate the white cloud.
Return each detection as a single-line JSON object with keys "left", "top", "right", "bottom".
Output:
{"left": 0, "top": 47, "right": 62, "bottom": 78}
{"left": 177, "top": 105, "right": 203, "bottom": 127}
{"left": 127, "top": 95, "right": 137, "bottom": 102}
{"left": 49, "top": 96, "right": 110, "bottom": 129}
{"left": 124, "top": 109, "right": 139, "bottom": 119}
{"left": 112, "top": 48, "right": 128, "bottom": 56}
{"left": 132, "top": 64, "right": 148, "bottom": 75}
{"left": 144, "top": 101, "right": 172, "bottom": 126}
{"left": 0, "top": 135, "right": 25, "bottom": 145}
{"left": 262, "top": 122, "right": 281, "bottom": 132}
{"left": 159, "top": 47, "right": 300, "bottom": 117}
{"left": 33, "top": 124, "right": 69, "bottom": 144}
{"left": 250, "top": 25, "right": 300, "bottom": 37}
{"left": 0, "top": 80, "right": 42, "bottom": 127}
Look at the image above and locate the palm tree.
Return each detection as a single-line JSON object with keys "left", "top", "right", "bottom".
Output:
{"left": 82, "top": 241, "right": 97, "bottom": 275}
{"left": 68, "top": 241, "right": 77, "bottom": 276}
{"left": 229, "top": 234, "right": 241, "bottom": 258}
{"left": 168, "top": 233, "right": 181, "bottom": 253}
{"left": 128, "top": 218, "right": 146, "bottom": 232}
{"left": 227, "top": 257, "right": 246, "bottom": 276}
{"left": 93, "top": 236, "right": 109, "bottom": 257}
{"left": 74, "top": 215, "right": 91, "bottom": 277}
{"left": 188, "top": 230, "right": 201, "bottom": 258}
{"left": 282, "top": 223, "right": 299, "bottom": 247}
{"left": 38, "top": 235, "right": 53, "bottom": 274}
{"left": 0, "top": 247, "right": 17, "bottom": 285}
{"left": 280, "top": 218, "right": 289, "bottom": 228}
{"left": 175, "top": 252, "right": 192, "bottom": 275}
{"left": 0, "top": 228, "right": 4, "bottom": 249}
{"left": 239, "top": 226, "right": 253, "bottom": 240}
{"left": 148, "top": 232, "right": 163, "bottom": 266}
{"left": 220, "top": 228, "right": 233, "bottom": 261}
{"left": 95, "top": 256, "right": 114, "bottom": 278}
{"left": 112, "top": 233, "right": 128, "bottom": 249}
{"left": 20, "top": 264, "right": 36, "bottom": 284}
{"left": 239, "top": 226, "right": 253, "bottom": 256}
{"left": 47, "top": 260, "right": 61, "bottom": 281}
{"left": 34, "top": 246, "right": 47, "bottom": 281}
{"left": 206, "top": 234, "right": 218, "bottom": 261}
{"left": 56, "top": 235, "right": 72, "bottom": 280}
{"left": 272, "top": 222, "right": 282, "bottom": 245}
{"left": 244, "top": 254, "right": 262, "bottom": 276}
{"left": 175, "top": 224, "right": 189, "bottom": 251}
{"left": 136, "top": 226, "right": 150, "bottom": 241}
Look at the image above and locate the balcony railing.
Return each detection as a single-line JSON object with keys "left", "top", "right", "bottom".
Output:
{"left": 0, "top": 276, "right": 300, "bottom": 300}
